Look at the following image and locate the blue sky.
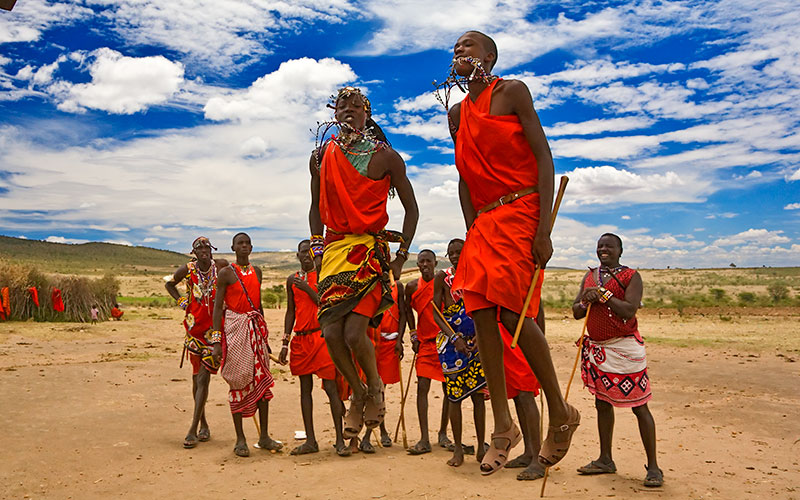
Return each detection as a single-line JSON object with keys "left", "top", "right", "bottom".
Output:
{"left": 1, "top": 0, "right": 798, "bottom": 268}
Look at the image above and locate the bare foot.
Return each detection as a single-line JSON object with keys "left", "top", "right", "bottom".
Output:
{"left": 517, "top": 462, "right": 546, "bottom": 481}
{"left": 506, "top": 454, "right": 533, "bottom": 468}
{"left": 256, "top": 437, "right": 283, "bottom": 452}
{"left": 348, "top": 438, "right": 360, "bottom": 454}
{"left": 447, "top": 445, "right": 465, "bottom": 467}
{"left": 476, "top": 442, "right": 487, "bottom": 462}
{"left": 290, "top": 441, "right": 319, "bottom": 455}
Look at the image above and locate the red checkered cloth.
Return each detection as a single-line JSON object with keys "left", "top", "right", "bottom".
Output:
{"left": 221, "top": 309, "right": 274, "bottom": 417}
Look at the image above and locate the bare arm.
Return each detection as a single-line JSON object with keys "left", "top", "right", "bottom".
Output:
{"left": 431, "top": 271, "right": 449, "bottom": 335}
{"left": 385, "top": 148, "right": 419, "bottom": 278}
{"left": 572, "top": 271, "right": 591, "bottom": 319}
{"left": 284, "top": 274, "right": 296, "bottom": 337}
{"left": 458, "top": 177, "right": 477, "bottom": 230}
{"left": 508, "top": 80, "right": 555, "bottom": 268}
{"left": 396, "top": 282, "right": 407, "bottom": 342}
{"left": 255, "top": 266, "right": 264, "bottom": 317}
{"left": 165, "top": 264, "right": 189, "bottom": 302}
{"left": 211, "top": 266, "right": 234, "bottom": 362}
{"left": 309, "top": 151, "right": 324, "bottom": 270}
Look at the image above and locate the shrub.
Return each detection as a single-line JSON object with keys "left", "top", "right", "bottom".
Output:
{"left": 767, "top": 283, "right": 789, "bottom": 303}
{"left": 709, "top": 288, "right": 726, "bottom": 301}
{"left": 738, "top": 291, "right": 756, "bottom": 305}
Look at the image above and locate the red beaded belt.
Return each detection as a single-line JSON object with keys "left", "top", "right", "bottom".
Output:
{"left": 476, "top": 186, "right": 538, "bottom": 216}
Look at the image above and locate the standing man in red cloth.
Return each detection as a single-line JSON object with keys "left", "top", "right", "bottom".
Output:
{"left": 211, "top": 233, "right": 282, "bottom": 457}
{"left": 279, "top": 239, "right": 348, "bottom": 456}
{"left": 405, "top": 249, "right": 451, "bottom": 455}
{"left": 446, "top": 31, "right": 579, "bottom": 475}
{"left": 166, "top": 236, "right": 228, "bottom": 449}
{"left": 309, "top": 86, "right": 419, "bottom": 456}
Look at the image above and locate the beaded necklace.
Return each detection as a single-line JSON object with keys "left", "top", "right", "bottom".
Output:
{"left": 190, "top": 260, "right": 217, "bottom": 309}
{"left": 432, "top": 56, "right": 498, "bottom": 112}
{"left": 313, "top": 120, "right": 387, "bottom": 170}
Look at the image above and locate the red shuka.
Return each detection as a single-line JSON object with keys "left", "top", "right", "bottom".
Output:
{"left": 225, "top": 264, "right": 260, "bottom": 313}
{"left": 452, "top": 78, "right": 544, "bottom": 317}
{"left": 183, "top": 262, "right": 216, "bottom": 338}
{"left": 319, "top": 141, "right": 390, "bottom": 235}
{"left": 51, "top": 288, "right": 65, "bottom": 312}
{"left": 292, "top": 271, "right": 321, "bottom": 333}
{"left": 28, "top": 287, "right": 40, "bottom": 307}
{"left": 585, "top": 267, "right": 640, "bottom": 342}
{"left": 411, "top": 277, "right": 444, "bottom": 382}
{"left": 500, "top": 323, "right": 540, "bottom": 398}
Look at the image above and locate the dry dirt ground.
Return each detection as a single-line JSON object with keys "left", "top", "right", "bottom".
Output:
{"left": 1, "top": 308, "right": 799, "bottom": 500}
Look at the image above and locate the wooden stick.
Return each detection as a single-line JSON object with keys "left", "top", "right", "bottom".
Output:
{"left": 540, "top": 303, "right": 591, "bottom": 497}
{"left": 394, "top": 352, "right": 417, "bottom": 443}
{"left": 179, "top": 343, "right": 186, "bottom": 368}
{"left": 430, "top": 300, "right": 458, "bottom": 338}
{"left": 396, "top": 355, "right": 409, "bottom": 448}
{"left": 511, "top": 176, "right": 569, "bottom": 349}
{"left": 253, "top": 415, "right": 261, "bottom": 437}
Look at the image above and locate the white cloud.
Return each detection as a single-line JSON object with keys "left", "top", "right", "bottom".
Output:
{"left": 204, "top": 58, "right": 355, "bottom": 122}
{"left": 54, "top": 48, "right": 185, "bottom": 114}
{"left": 142, "top": 237, "right": 159, "bottom": 243}
{"left": 621, "top": 215, "right": 630, "bottom": 220}
{"left": 45, "top": 235, "right": 89, "bottom": 244}
{"left": 560, "top": 166, "right": 695, "bottom": 206}
{"left": 783, "top": 203, "right": 800, "bottom": 210}
{"left": 713, "top": 228, "right": 790, "bottom": 246}
{"left": 546, "top": 116, "right": 654, "bottom": 137}
{"left": 0, "top": 0, "right": 92, "bottom": 44}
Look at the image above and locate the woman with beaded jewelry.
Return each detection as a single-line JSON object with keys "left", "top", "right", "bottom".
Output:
{"left": 308, "top": 86, "right": 419, "bottom": 456}
{"left": 572, "top": 233, "right": 662, "bottom": 487}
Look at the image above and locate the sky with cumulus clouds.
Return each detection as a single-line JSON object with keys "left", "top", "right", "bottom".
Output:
{"left": 1, "top": 0, "right": 798, "bottom": 269}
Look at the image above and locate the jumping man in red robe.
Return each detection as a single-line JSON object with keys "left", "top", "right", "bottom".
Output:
{"left": 446, "top": 31, "right": 579, "bottom": 475}
{"left": 309, "top": 86, "right": 419, "bottom": 456}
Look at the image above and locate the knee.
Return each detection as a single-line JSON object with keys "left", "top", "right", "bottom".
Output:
{"left": 417, "top": 377, "right": 431, "bottom": 394}
{"left": 498, "top": 308, "right": 520, "bottom": 329}
{"left": 595, "top": 398, "right": 613, "bottom": 413}
{"left": 196, "top": 369, "right": 210, "bottom": 386}
{"left": 632, "top": 404, "right": 651, "bottom": 418}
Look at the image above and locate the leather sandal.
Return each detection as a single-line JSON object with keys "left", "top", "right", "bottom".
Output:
{"left": 480, "top": 423, "right": 522, "bottom": 476}
{"left": 343, "top": 394, "right": 366, "bottom": 439}
{"left": 538, "top": 403, "right": 580, "bottom": 467}
{"left": 363, "top": 385, "right": 385, "bottom": 429}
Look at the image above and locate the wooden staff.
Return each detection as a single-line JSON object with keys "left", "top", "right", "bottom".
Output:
{"left": 394, "top": 352, "right": 417, "bottom": 443}
{"left": 540, "top": 303, "right": 591, "bottom": 497}
{"left": 430, "top": 300, "right": 458, "bottom": 338}
{"left": 179, "top": 343, "right": 186, "bottom": 368}
{"left": 396, "top": 355, "right": 409, "bottom": 448}
{"left": 511, "top": 176, "right": 569, "bottom": 349}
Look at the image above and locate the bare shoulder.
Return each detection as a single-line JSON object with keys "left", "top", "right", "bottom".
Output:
{"left": 255, "top": 266, "right": 263, "bottom": 281}
{"left": 405, "top": 279, "right": 418, "bottom": 295}
{"left": 214, "top": 258, "right": 229, "bottom": 270}
{"left": 448, "top": 101, "right": 462, "bottom": 121}
{"left": 218, "top": 265, "right": 235, "bottom": 283}
{"left": 375, "top": 145, "right": 404, "bottom": 165}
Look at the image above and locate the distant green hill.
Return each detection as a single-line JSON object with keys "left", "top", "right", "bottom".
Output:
{"left": 0, "top": 235, "right": 187, "bottom": 275}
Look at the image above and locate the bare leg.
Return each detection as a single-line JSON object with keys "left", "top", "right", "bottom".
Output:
{"left": 408, "top": 376, "right": 433, "bottom": 454}
{"left": 471, "top": 308, "right": 514, "bottom": 441}
{"left": 291, "top": 375, "right": 319, "bottom": 455}
{"left": 515, "top": 391, "right": 545, "bottom": 480}
{"left": 322, "top": 378, "right": 345, "bottom": 451}
{"left": 438, "top": 381, "right": 451, "bottom": 447}
{"left": 632, "top": 403, "right": 658, "bottom": 470}
{"left": 342, "top": 313, "right": 382, "bottom": 398}
{"left": 185, "top": 367, "right": 210, "bottom": 446}
{"left": 498, "top": 309, "right": 568, "bottom": 424}
{"left": 471, "top": 391, "right": 486, "bottom": 462}
{"left": 232, "top": 411, "right": 248, "bottom": 456}
{"left": 323, "top": 318, "right": 367, "bottom": 399}
{"left": 256, "top": 398, "right": 282, "bottom": 450}
{"left": 596, "top": 398, "right": 615, "bottom": 465}
{"left": 447, "top": 400, "right": 464, "bottom": 466}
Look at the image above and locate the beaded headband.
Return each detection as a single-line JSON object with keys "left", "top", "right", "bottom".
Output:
{"left": 191, "top": 236, "right": 216, "bottom": 253}
{"left": 328, "top": 86, "right": 372, "bottom": 116}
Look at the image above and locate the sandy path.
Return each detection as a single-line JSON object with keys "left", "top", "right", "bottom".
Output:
{"left": 1, "top": 309, "right": 798, "bottom": 499}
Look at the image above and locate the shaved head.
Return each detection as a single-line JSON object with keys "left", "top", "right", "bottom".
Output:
{"left": 465, "top": 30, "right": 498, "bottom": 70}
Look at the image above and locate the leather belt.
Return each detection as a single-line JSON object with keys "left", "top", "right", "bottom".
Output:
{"left": 477, "top": 186, "right": 538, "bottom": 216}
{"left": 294, "top": 327, "right": 321, "bottom": 336}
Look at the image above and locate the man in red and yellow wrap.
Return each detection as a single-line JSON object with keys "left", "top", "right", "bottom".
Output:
{"left": 405, "top": 249, "right": 451, "bottom": 455}
{"left": 446, "top": 31, "right": 579, "bottom": 475}
{"left": 278, "top": 239, "right": 349, "bottom": 456}
{"left": 309, "top": 86, "right": 419, "bottom": 457}
{"left": 211, "top": 233, "right": 281, "bottom": 458}
{"left": 166, "top": 236, "right": 229, "bottom": 449}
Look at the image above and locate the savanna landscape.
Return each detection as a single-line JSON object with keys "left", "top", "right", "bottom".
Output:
{"left": 1, "top": 236, "right": 799, "bottom": 499}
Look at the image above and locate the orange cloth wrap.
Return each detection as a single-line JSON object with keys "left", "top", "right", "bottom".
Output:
{"left": 319, "top": 141, "right": 390, "bottom": 234}
{"left": 290, "top": 332, "right": 336, "bottom": 380}
{"left": 411, "top": 277, "right": 444, "bottom": 382}
{"left": 500, "top": 323, "right": 539, "bottom": 398}
{"left": 225, "top": 264, "right": 260, "bottom": 314}
{"left": 292, "top": 271, "right": 321, "bottom": 333}
{"left": 452, "top": 78, "right": 544, "bottom": 317}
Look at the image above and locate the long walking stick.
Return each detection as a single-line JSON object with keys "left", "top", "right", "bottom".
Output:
{"left": 396, "top": 356, "right": 409, "bottom": 448}
{"left": 540, "top": 304, "right": 591, "bottom": 497}
{"left": 511, "top": 176, "right": 569, "bottom": 349}
{"left": 394, "top": 352, "right": 417, "bottom": 443}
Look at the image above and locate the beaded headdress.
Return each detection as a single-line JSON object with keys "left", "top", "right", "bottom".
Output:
{"left": 327, "top": 86, "right": 372, "bottom": 116}
{"left": 191, "top": 236, "right": 216, "bottom": 253}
